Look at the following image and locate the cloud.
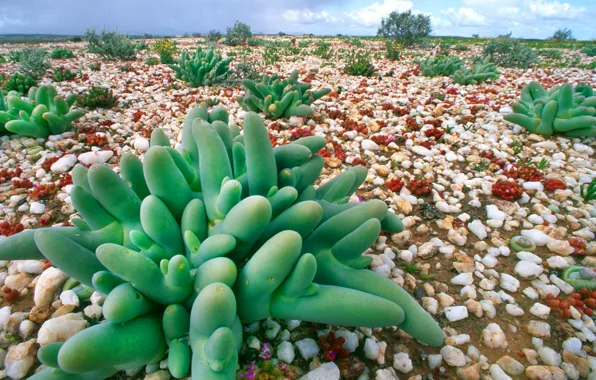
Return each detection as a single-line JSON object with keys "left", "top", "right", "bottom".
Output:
{"left": 440, "top": 7, "right": 487, "bottom": 26}
{"left": 345, "top": 0, "right": 412, "bottom": 27}
{"left": 524, "top": 0, "right": 586, "bottom": 19}
{"left": 283, "top": 9, "right": 338, "bottom": 24}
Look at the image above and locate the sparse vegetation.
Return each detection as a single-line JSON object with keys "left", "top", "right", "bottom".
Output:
{"left": 377, "top": 10, "right": 432, "bottom": 47}
{"left": 85, "top": 27, "right": 137, "bottom": 61}
{"left": 224, "top": 21, "right": 252, "bottom": 46}
{"left": 77, "top": 85, "right": 118, "bottom": 108}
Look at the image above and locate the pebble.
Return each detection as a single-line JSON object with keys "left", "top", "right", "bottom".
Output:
{"left": 34, "top": 267, "right": 67, "bottom": 307}
{"left": 4, "top": 339, "right": 36, "bottom": 379}
{"left": 482, "top": 323, "right": 508, "bottom": 348}
{"left": 490, "top": 364, "right": 513, "bottom": 380}
{"left": 29, "top": 202, "right": 45, "bottom": 214}
{"left": 527, "top": 320, "right": 551, "bottom": 338}
{"left": 496, "top": 355, "right": 524, "bottom": 376}
{"left": 37, "top": 313, "right": 89, "bottom": 345}
{"left": 514, "top": 261, "right": 544, "bottom": 279}
{"left": 78, "top": 150, "right": 114, "bottom": 165}
{"left": 393, "top": 352, "right": 412, "bottom": 373}
{"left": 529, "top": 303, "right": 550, "bottom": 319}
{"left": 499, "top": 273, "right": 520, "bottom": 292}
{"left": 50, "top": 154, "right": 77, "bottom": 173}
{"left": 444, "top": 306, "right": 468, "bottom": 322}
{"left": 277, "top": 341, "right": 295, "bottom": 363}
{"left": 440, "top": 345, "right": 466, "bottom": 367}
{"left": 299, "top": 362, "right": 340, "bottom": 380}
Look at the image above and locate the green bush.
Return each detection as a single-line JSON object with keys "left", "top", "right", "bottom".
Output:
{"left": 247, "top": 38, "right": 266, "bottom": 46}
{"left": 453, "top": 44, "right": 469, "bottom": 51}
{"left": 313, "top": 41, "right": 333, "bottom": 59}
{"left": 207, "top": 30, "right": 222, "bottom": 43}
{"left": 3, "top": 73, "right": 38, "bottom": 95}
{"left": 85, "top": 28, "right": 137, "bottom": 61}
{"left": 451, "top": 56, "right": 500, "bottom": 85}
{"left": 18, "top": 48, "right": 50, "bottom": 76}
{"left": 538, "top": 49, "right": 563, "bottom": 59}
{"left": 344, "top": 50, "right": 375, "bottom": 77}
{"left": 169, "top": 47, "right": 233, "bottom": 87}
{"left": 52, "top": 66, "right": 77, "bottom": 82}
{"left": 377, "top": 10, "right": 432, "bottom": 47}
{"left": 225, "top": 21, "right": 252, "bottom": 46}
{"left": 263, "top": 46, "right": 280, "bottom": 65}
{"left": 417, "top": 55, "right": 463, "bottom": 77}
{"left": 50, "top": 48, "right": 76, "bottom": 59}
{"left": 385, "top": 40, "right": 401, "bottom": 61}
{"left": 89, "top": 62, "right": 101, "bottom": 71}
{"left": 152, "top": 39, "right": 178, "bottom": 64}
{"left": 145, "top": 57, "right": 160, "bottom": 66}
{"left": 77, "top": 85, "right": 118, "bottom": 109}
{"left": 483, "top": 38, "right": 537, "bottom": 68}
{"left": 70, "top": 36, "right": 83, "bottom": 42}
{"left": 0, "top": 56, "right": 6, "bottom": 64}
{"left": 8, "top": 50, "right": 23, "bottom": 62}
{"left": 550, "top": 28, "right": 574, "bottom": 40}
{"left": 581, "top": 47, "right": 596, "bottom": 57}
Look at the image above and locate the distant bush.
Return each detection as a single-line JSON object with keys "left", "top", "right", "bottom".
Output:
{"left": 0, "top": 56, "right": 5, "bottom": 64}
{"left": 52, "top": 66, "right": 76, "bottom": 82}
{"left": 263, "top": 46, "right": 280, "bottom": 65}
{"left": 550, "top": 28, "right": 574, "bottom": 40}
{"left": 18, "top": 48, "right": 50, "bottom": 76}
{"left": 483, "top": 38, "right": 537, "bottom": 68}
{"left": 145, "top": 57, "right": 160, "bottom": 66}
{"left": 85, "top": 28, "right": 137, "bottom": 61}
{"left": 417, "top": 55, "right": 463, "bottom": 77}
{"left": 385, "top": 40, "right": 401, "bottom": 61}
{"left": 538, "top": 49, "right": 563, "bottom": 59}
{"left": 247, "top": 38, "right": 267, "bottom": 46}
{"left": 207, "top": 30, "right": 223, "bottom": 43}
{"left": 77, "top": 85, "right": 118, "bottom": 109}
{"left": 70, "top": 36, "right": 83, "bottom": 42}
{"left": 453, "top": 44, "right": 469, "bottom": 51}
{"left": 152, "top": 39, "right": 178, "bottom": 64}
{"left": 89, "top": 62, "right": 101, "bottom": 71}
{"left": 377, "top": 10, "right": 431, "bottom": 47}
{"left": 7, "top": 50, "right": 22, "bottom": 62}
{"left": 313, "top": 41, "right": 333, "bottom": 59}
{"left": 225, "top": 21, "right": 252, "bottom": 46}
{"left": 50, "top": 48, "right": 76, "bottom": 59}
{"left": 580, "top": 47, "right": 596, "bottom": 57}
{"left": 344, "top": 50, "right": 375, "bottom": 77}
{"left": 3, "top": 73, "right": 38, "bottom": 95}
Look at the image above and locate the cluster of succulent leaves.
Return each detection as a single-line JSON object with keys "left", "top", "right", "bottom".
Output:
{"left": 581, "top": 47, "right": 596, "bottom": 57}
{"left": 343, "top": 50, "right": 376, "bottom": 77}
{"left": 0, "top": 104, "right": 442, "bottom": 380}
{"left": 2, "top": 72, "right": 39, "bottom": 95}
{"left": 581, "top": 177, "right": 596, "bottom": 202}
{"left": 224, "top": 21, "right": 253, "bottom": 46}
{"left": 483, "top": 37, "right": 538, "bottom": 69}
{"left": 450, "top": 56, "right": 500, "bottom": 85}
{"left": 169, "top": 47, "right": 233, "bottom": 87}
{"left": 237, "top": 69, "right": 331, "bottom": 119}
{"left": 52, "top": 66, "right": 77, "bottom": 82}
{"left": 538, "top": 49, "right": 563, "bottom": 60}
{"left": 505, "top": 81, "right": 596, "bottom": 137}
{"left": 385, "top": 40, "right": 401, "bottom": 61}
{"left": 0, "top": 85, "right": 83, "bottom": 138}
{"left": 8, "top": 49, "right": 24, "bottom": 62}
{"left": 312, "top": 41, "right": 333, "bottom": 59}
{"left": 262, "top": 46, "right": 281, "bottom": 66}
{"left": 16, "top": 48, "right": 51, "bottom": 76}
{"left": 50, "top": 47, "right": 76, "bottom": 59}
{"left": 88, "top": 62, "right": 101, "bottom": 71}
{"left": 77, "top": 85, "right": 118, "bottom": 109}
{"left": 146, "top": 57, "right": 160, "bottom": 66}
{"left": 152, "top": 39, "right": 178, "bottom": 64}
{"left": 417, "top": 55, "right": 463, "bottom": 77}
{"left": 85, "top": 27, "right": 137, "bottom": 61}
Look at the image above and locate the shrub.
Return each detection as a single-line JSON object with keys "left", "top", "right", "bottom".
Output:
{"left": 313, "top": 41, "right": 333, "bottom": 59}
{"left": 85, "top": 28, "right": 137, "bottom": 61}
{"left": 77, "top": 85, "right": 118, "bottom": 109}
{"left": 169, "top": 47, "right": 233, "bottom": 87}
{"left": 344, "top": 50, "right": 375, "bottom": 77}
{"left": 52, "top": 66, "right": 77, "bottom": 82}
{"left": 89, "top": 62, "right": 101, "bottom": 71}
{"left": 207, "top": 30, "right": 223, "bottom": 43}
{"left": 18, "top": 48, "right": 50, "bottom": 76}
{"left": 70, "top": 36, "right": 83, "bottom": 42}
{"left": 538, "top": 49, "right": 563, "bottom": 59}
{"left": 550, "top": 28, "right": 574, "bottom": 40}
{"left": 247, "top": 38, "right": 266, "bottom": 46}
{"left": 145, "top": 57, "right": 160, "bottom": 66}
{"left": 483, "top": 38, "right": 537, "bottom": 68}
{"left": 225, "top": 21, "right": 252, "bottom": 46}
{"left": 50, "top": 47, "right": 76, "bottom": 59}
{"left": 580, "top": 47, "right": 596, "bottom": 57}
{"left": 135, "top": 41, "right": 150, "bottom": 51}
{"left": 3, "top": 73, "right": 38, "bottom": 96}
{"left": 8, "top": 50, "right": 23, "bottom": 62}
{"left": 377, "top": 10, "right": 432, "bottom": 47}
{"left": 222, "top": 53, "right": 261, "bottom": 86}
{"left": 451, "top": 56, "right": 500, "bottom": 85}
{"left": 453, "top": 44, "right": 469, "bottom": 51}
{"left": 152, "top": 39, "right": 178, "bottom": 64}
{"left": 385, "top": 40, "right": 401, "bottom": 61}
{"left": 263, "top": 46, "right": 280, "bottom": 65}
{"left": 0, "top": 56, "right": 6, "bottom": 64}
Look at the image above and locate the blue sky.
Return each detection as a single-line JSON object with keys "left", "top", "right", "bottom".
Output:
{"left": 0, "top": 0, "right": 594, "bottom": 39}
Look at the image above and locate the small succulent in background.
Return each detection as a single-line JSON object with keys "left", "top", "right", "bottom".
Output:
{"left": 88, "top": 62, "right": 101, "bottom": 71}
{"left": 451, "top": 56, "right": 500, "bottom": 85}
{"left": 52, "top": 66, "right": 77, "bottom": 82}
{"left": 343, "top": 50, "right": 375, "bottom": 77}
{"left": 169, "top": 47, "right": 233, "bottom": 87}
{"left": 3, "top": 72, "right": 39, "bottom": 95}
{"left": 77, "top": 85, "right": 118, "bottom": 109}
{"left": 50, "top": 47, "right": 76, "bottom": 59}
{"left": 581, "top": 177, "right": 596, "bottom": 202}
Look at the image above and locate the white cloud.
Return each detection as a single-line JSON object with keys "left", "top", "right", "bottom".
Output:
{"left": 440, "top": 7, "right": 487, "bottom": 26}
{"left": 282, "top": 9, "right": 338, "bottom": 24}
{"left": 524, "top": 0, "right": 586, "bottom": 19}
{"left": 345, "top": 0, "right": 412, "bottom": 26}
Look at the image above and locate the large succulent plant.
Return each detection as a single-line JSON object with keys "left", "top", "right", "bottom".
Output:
{"left": 237, "top": 69, "right": 331, "bottom": 119}
{"left": 0, "top": 85, "right": 84, "bottom": 138}
{"left": 1, "top": 105, "right": 443, "bottom": 379}
{"left": 505, "top": 81, "right": 596, "bottom": 137}
{"left": 417, "top": 55, "right": 464, "bottom": 77}
{"left": 450, "top": 57, "right": 500, "bottom": 85}
{"left": 169, "top": 47, "right": 233, "bottom": 87}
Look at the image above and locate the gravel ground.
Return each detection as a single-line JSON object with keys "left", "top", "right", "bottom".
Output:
{"left": 0, "top": 37, "right": 595, "bottom": 380}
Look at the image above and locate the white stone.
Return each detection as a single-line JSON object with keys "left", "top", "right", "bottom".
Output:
{"left": 451, "top": 273, "right": 473, "bottom": 286}
{"left": 428, "top": 354, "right": 443, "bottom": 369}
{"left": 521, "top": 229, "right": 554, "bottom": 246}
{"left": 78, "top": 150, "right": 114, "bottom": 166}
{"left": 486, "top": 205, "right": 506, "bottom": 221}
{"left": 562, "top": 338, "right": 582, "bottom": 355}
{"left": 393, "top": 352, "right": 412, "bottom": 373}
{"left": 482, "top": 255, "right": 498, "bottom": 268}
{"left": 334, "top": 330, "right": 358, "bottom": 352}
{"left": 29, "top": 202, "right": 45, "bottom": 214}
{"left": 440, "top": 345, "right": 466, "bottom": 367}
{"left": 5, "top": 339, "right": 36, "bottom": 379}
{"left": 16, "top": 260, "right": 44, "bottom": 274}
{"left": 500, "top": 273, "right": 520, "bottom": 292}
{"left": 537, "top": 346, "right": 561, "bottom": 366}
{"left": 83, "top": 304, "right": 102, "bottom": 319}
{"left": 34, "top": 267, "right": 67, "bottom": 307}
{"left": 363, "top": 338, "right": 379, "bottom": 361}
{"left": 134, "top": 137, "right": 150, "bottom": 151}
{"left": 527, "top": 321, "right": 551, "bottom": 338}
{"left": 546, "top": 256, "right": 567, "bottom": 269}
{"left": 299, "top": 362, "right": 340, "bottom": 380}
{"left": 515, "top": 261, "right": 544, "bottom": 279}
{"left": 529, "top": 303, "right": 550, "bottom": 319}
{"left": 361, "top": 140, "right": 379, "bottom": 151}
{"left": 59, "top": 290, "right": 79, "bottom": 307}
{"left": 50, "top": 154, "right": 77, "bottom": 173}
{"left": 506, "top": 304, "right": 524, "bottom": 316}
{"left": 276, "top": 341, "right": 295, "bottom": 363}
{"left": 37, "top": 313, "right": 88, "bottom": 345}
{"left": 490, "top": 364, "right": 513, "bottom": 380}
{"left": 263, "top": 319, "right": 281, "bottom": 339}
{"left": 444, "top": 306, "right": 468, "bottom": 322}
{"left": 482, "top": 323, "right": 508, "bottom": 348}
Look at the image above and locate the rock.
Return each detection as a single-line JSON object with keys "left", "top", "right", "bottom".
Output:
{"left": 521, "top": 229, "right": 554, "bottom": 246}
{"left": 28, "top": 305, "right": 53, "bottom": 324}
{"left": 482, "top": 323, "right": 507, "bottom": 349}
{"left": 37, "top": 313, "right": 89, "bottom": 345}
{"left": 529, "top": 303, "right": 550, "bottom": 319}
{"left": 537, "top": 346, "right": 561, "bottom": 366}
{"left": 334, "top": 330, "right": 358, "bottom": 352}
{"left": 515, "top": 261, "right": 544, "bottom": 279}
{"left": 440, "top": 345, "right": 466, "bottom": 367}
{"left": 5, "top": 273, "right": 32, "bottom": 291}
{"left": 547, "top": 256, "right": 568, "bottom": 269}
{"left": 134, "top": 137, "right": 150, "bottom": 151}
{"left": 59, "top": 290, "right": 79, "bottom": 307}
{"left": 428, "top": 354, "right": 442, "bottom": 369}
{"left": 505, "top": 304, "right": 524, "bottom": 316}
{"left": 527, "top": 320, "right": 551, "bottom": 338}
{"left": 496, "top": 356, "right": 524, "bottom": 376}
{"left": 277, "top": 341, "right": 295, "bottom": 363}
{"left": 500, "top": 273, "right": 520, "bottom": 292}
{"left": 29, "top": 202, "right": 45, "bottom": 214}
{"left": 299, "top": 362, "right": 340, "bottom": 380}
{"left": 418, "top": 242, "right": 436, "bottom": 259}
{"left": 78, "top": 150, "right": 114, "bottom": 165}
{"left": 337, "top": 357, "right": 365, "bottom": 379}
{"left": 451, "top": 273, "right": 473, "bottom": 286}
{"left": 34, "top": 267, "right": 67, "bottom": 307}
{"left": 562, "top": 337, "right": 582, "bottom": 355}
{"left": 144, "top": 370, "right": 170, "bottom": 380}
{"left": 296, "top": 338, "right": 319, "bottom": 360}
{"left": 562, "top": 350, "right": 590, "bottom": 377}
{"left": 393, "top": 352, "right": 412, "bottom": 373}
{"left": 490, "top": 364, "right": 512, "bottom": 380}
{"left": 361, "top": 140, "right": 379, "bottom": 151}
{"left": 468, "top": 220, "right": 488, "bottom": 240}
{"left": 375, "top": 368, "right": 398, "bottom": 380}
{"left": 50, "top": 154, "right": 77, "bottom": 173}
{"left": 525, "top": 365, "right": 565, "bottom": 380}
{"left": 456, "top": 363, "right": 480, "bottom": 380}
{"left": 445, "top": 306, "right": 468, "bottom": 322}
{"left": 547, "top": 240, "right": 574, "bottom": 255}
{"left": 16, "top": 260, "right": 44, "bottom": 274}
{"left": 4, "top": 340, "right": 35, "bottom": 379}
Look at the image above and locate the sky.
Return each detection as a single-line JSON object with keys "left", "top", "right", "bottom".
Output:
{"left": 0, "top": 0, "right": 594, "bottom": 40}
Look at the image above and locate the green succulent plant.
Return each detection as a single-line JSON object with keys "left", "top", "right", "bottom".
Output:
{"left": 450, "top": 56, "right": 500, "bottom": 85}
{"left": 169, "top": 47, "right": 233, "bottom": 87}
{"left": 237, "top": 69, "right": 330, "bottom": 119}
{"left": 343, "top": 50, "right": 375, "bottom": 77}
{"left": 0, "top": 85, "right": 83, "bottom": 138}
{"left": 417, "top": 55, "right": 463, "bottom": 77}
{"left": 77, "top": 85, "right": 118, "bottom": 109}
{"left": 1, "top": 104, "right": 443, "bottom": 380}
{"left": 3, "top": 72, "right": 39, "bottom": 95}
{"left": 50, "top": 48, "right": 76, "bottom": 59}
{"left": 504, "top": 81, "right": 596, "bottom": 137}
{"left": 52, "top": 66, "right": 77, "bottom": 82}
